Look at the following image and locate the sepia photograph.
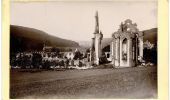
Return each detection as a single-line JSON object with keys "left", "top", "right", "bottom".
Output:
{"left": 10, "top": 0, "right": 158, "bottom": 99}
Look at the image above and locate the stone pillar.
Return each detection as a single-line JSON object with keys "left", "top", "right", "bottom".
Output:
{"left": 115, "top": 39, "right": 118, "bottom": 60}
{"left": 139, "top": 36, "right": 143, "bottom": 60}
{"left": 89, "top": 48, "right": 92, "bottom": 62}
{"left": 127, "top": 39, "right": 130, "bottom": 67}
{"left": 119, "top": 39, "right": 122, "bottom": 67}
{"left": 90, "top": 38, "right": 95, "bottom": 62}
{"left": 111, "top": 41, "right": 114, "bottom": 65}
{"left": 95, "top": 35, "right": 100, "bottom": 65}
{"left": 95, "top": 38, "right": 99, "bottom": 65}
{"left": 114, "top": 38, "right": 120, "bottom": 67}
{"left": 135, "top": 36, "right": 138, "bottom": 65}
{"left": 128, "top": 38, "right": 132, "bottom": 66}
{"left": 111, "top": 42, "right": 114, "bottom": 57}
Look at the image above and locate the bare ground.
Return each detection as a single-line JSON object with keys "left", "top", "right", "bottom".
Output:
{"left": 10, "top": 66, "right": 157, "bottom": 99}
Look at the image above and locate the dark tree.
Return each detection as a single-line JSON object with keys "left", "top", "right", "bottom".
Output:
{"left": 21, "top": 55, "right": 32, "bottom": 68}
{"left": 143, "top": 45, "right": 157, "bottom": 65}
{"left": 51, "top": 47, "right": 60, "bottom": 54}
{"left": 59, "top": 60, "right": 64, "bottom": 67}
{"left": 42, "top": 60, "right": 51, "bottom": 69}
{"left": 99, "top": 52, "right": 110, "bottom": 64}
{"left": 73, "top": 50, "right": 83, "bottom": 60}
{"left": 32, "top": 53, "right": 42, "bottom": 68}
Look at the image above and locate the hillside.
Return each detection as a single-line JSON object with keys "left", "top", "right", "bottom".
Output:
{"left": 78, "top": 41, "right": 91, "bottom": 49}
{"left": 143, "top": 28, "right": 157, "bottom": 44}
{"left": 77, "top": 38, "right": 112, "bottom": 49}
{"left": 10, "top": 25, "right": 79, "bottom": 53}
{"left": 101, "top": 38, "right": 112, "bottom": 49}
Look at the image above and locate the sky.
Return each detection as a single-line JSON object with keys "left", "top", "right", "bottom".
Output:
{"left": 10, "top": 1, "right": 157, "bottom": 41}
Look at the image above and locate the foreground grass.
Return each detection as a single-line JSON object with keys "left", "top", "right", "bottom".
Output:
{"left": 10, "top": 66, "right": 157, "bottom": 99}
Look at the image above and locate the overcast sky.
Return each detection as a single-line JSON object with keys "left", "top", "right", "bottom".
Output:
{"left": 10, "top": 1, "right": 157, "bottom": 41}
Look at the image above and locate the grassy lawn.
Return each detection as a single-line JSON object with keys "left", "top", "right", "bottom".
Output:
{"left": 10, "top": 66, "right": 157, "bottom": 99}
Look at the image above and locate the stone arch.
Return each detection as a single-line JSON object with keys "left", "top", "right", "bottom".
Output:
{"left": 122, "top": 38, "right": 128, "bottom": 61}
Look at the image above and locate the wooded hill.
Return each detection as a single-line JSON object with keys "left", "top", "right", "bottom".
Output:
{"left": 10, "top": 25, "right": 79, "bottom": 53}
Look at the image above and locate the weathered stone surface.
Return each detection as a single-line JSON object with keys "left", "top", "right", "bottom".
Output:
{"left": 111, "top": 19, "right": 144, "bottom": 68}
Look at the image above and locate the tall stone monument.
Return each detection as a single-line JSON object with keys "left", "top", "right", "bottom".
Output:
{"left": 90, "top": 11, "right": 103, "bottom": 65}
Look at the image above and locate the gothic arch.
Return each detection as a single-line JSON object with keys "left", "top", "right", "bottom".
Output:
{"left": 122, "top": 38, "right": 128, "bottom": 61}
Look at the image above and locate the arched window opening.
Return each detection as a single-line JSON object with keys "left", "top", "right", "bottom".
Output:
{"left": 132, "top": 38, "right": 136, "bottom": 60}
{"left": 132, "top": 46, "right": 135, "bottom": 60}
{"left": 107, "top": 53, "right": 110, "bottom": 58}
{"left": 122, "top": 38, "right": 128, "bottom": 60}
